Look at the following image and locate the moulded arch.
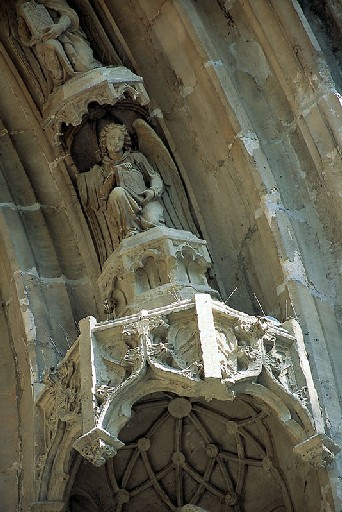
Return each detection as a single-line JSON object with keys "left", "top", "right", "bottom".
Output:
{"left": 0, "top": 44, "right": 101, "bottom": 378}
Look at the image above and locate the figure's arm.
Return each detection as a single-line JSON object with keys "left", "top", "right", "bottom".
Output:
{"left": 41, "top": 15, "right": 71, "bottom": 41}
{"left": 99, "top": 168, "right": 116, "bottom": 201}
{"left": 137, "top": 153, "right": 164, "bottom": 204}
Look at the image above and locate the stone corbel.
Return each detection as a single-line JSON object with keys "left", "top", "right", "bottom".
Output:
{"left": 37, "top": 294, "right": 340, "bottom": 476}
{"left": 73, "top": 426, "right": 123, "bottom": 467}
{"left": 294, "top": 433, "right": 341, "bottom": 468}
{"left": 69, "top": 294, "right": 339, "bottom": 468}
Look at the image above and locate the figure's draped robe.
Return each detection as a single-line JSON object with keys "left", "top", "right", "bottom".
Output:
{"left": 77, "top": 151, "right": 164, "bottom": 266}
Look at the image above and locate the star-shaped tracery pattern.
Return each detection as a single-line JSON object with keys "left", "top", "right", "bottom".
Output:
{"left": 105, "top": 394, "right": 290, "bottom": 511}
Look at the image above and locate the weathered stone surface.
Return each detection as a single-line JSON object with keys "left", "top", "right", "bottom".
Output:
{"left": 0, "top": 0, "right": 341, "bottom": 510}
{"left": 43, "top": 66, "right": 149, "bottom": 142}
{"left": 35, "top": 293, "right": 337, "bottom": 493}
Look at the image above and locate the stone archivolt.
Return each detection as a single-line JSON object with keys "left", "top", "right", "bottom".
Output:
{"left": 7, "top": 1, "right": 339, "bottom": 510}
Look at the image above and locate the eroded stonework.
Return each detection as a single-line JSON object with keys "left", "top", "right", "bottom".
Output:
{"left": 1, "top": 1, "right": 341, "bottom": 511}
{"left": 98, "top": 226, "right": 217, "bottom": 318}
{"left": 71, "top": 393, "right": 292, "bottom": 511}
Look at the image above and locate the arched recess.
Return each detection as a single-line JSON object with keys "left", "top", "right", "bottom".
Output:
{"left": 65, "top": 390, "right": 332, "bottom": 511}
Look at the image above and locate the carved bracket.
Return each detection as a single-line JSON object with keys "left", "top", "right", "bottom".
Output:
{"left": 36, "top": 294, "right": 340, "bottom": 474}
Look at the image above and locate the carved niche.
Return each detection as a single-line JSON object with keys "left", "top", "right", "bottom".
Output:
{"left": 72, "top": 115, "right": 198, "bottom": 268}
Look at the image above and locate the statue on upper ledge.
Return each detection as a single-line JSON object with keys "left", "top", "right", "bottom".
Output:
{"left": 77, "top": 119, "right": 198, "bottom": 266}
{"left": 17, "top": 0, "right": 100, "bottom": 91}
{"left": 79, "top": 123, "right": 165, "bottom": 242}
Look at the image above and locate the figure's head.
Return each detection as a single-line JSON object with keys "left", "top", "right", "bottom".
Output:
{"left": 99, "top": 123, "right": 131, "bottom": 159}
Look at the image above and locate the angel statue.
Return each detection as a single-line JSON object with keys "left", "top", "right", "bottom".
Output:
{"left": 77, "top": 120, "right": 197, "bottom": 266}
{"left": 17, "top": 0, "right": 100, "bottom": 90}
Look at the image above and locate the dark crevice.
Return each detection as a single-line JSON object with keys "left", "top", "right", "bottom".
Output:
{"left": 298, "top": 0, "right": 342, "bottom": 93}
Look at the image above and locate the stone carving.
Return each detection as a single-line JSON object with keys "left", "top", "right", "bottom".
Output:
{"left": 43, "top": 67, "right": 150, "bottom": 139}
{"left": 0, "top": 2, "right": 49, "bottom": 105}
{"left": 215, "top": 327, "right": 238, "bottom": 379}
{"left": 148, "top": 317, "right": 205, "bottom": 379}
{"left": 77, "top": 119, "right": 197, "bottom": 266}
{"left": 73, "top": 394, "right": 293, "bottom": 510}
{"left": 97, "top": 322, "right": 142, "bottom": 393}
{"left": 263, "top": 333, "right": 296, "bottom": 393}
{"left": 36, "top": 295, "right": 340, "bottom": 491}
{"left": 17, "top": 0, "right": 100, "bottom": 91}
{"left": 166, "top": 320, "right": 204, "bottom": 377}
{"left": 78, "top": 122, "right": 164, "bottom": 248}
{"left": 42, "top": 355, "right": 81, "bottom": 424}
{"left": 35, "top": 343, "right": 81, "bottom": 488}
{"left": 73, "top": 427, "right": 118, "bottom": 467}
{"left": 294, "top": 433, "right": 341, "bottom": 469}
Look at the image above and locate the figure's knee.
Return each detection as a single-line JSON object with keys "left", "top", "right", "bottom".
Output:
{"left": 109, "top": 187, "right": 126, "bottom": 202}
{"left": 42, "top": 39, "right": 62, "bottom": 51}
{"left": 141, "top": 200, "right": 164, "bottom": 226}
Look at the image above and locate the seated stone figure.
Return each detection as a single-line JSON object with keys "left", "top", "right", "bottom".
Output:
{"left": 17, "top": 0, "right": 100, "bottom": 89}
{"left": 78, "top": 123, "right": 165, "bottom": 248}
